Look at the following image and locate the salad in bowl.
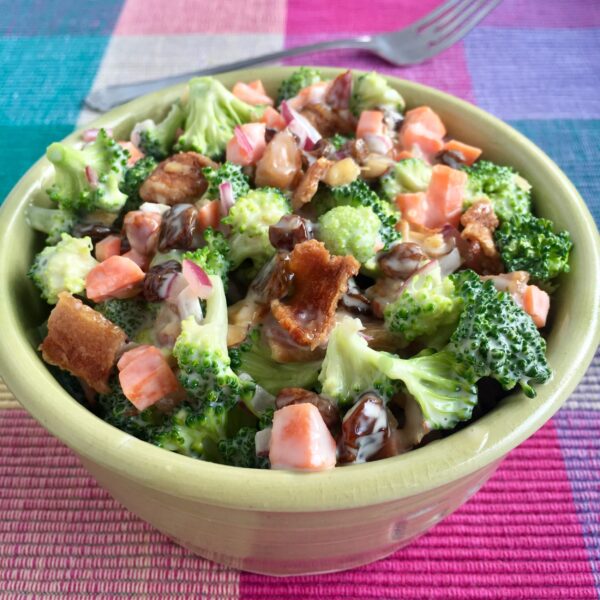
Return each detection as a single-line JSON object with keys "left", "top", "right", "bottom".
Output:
{"left": 28, "top": 68, "right": 573, "bottom": 472}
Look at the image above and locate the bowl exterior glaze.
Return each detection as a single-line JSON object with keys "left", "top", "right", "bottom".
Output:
{"left": 0, "top": 68, "right": 598, "bottom": 576}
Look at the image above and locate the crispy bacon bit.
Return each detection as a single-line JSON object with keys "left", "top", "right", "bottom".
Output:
{"left": 460, "top": 200, "right": 500, "bottom": 258}
{"left": 271, "top": 240, "right": 359, "bottom": 349}
{"left": 299, "top": 104, "right": 356, "bottom": 138}
{"left": 325, "top": 70, "right": 353, "bottom": 110}
{"left": 139, "top": 152, "right": 217, "bottom": 206}
{"left": 291, "top": 157, "right": 332, "bottom": 210}
{"left": 275, "top": 388, "right": 341, "bottom": 431}
{"left": 40, "top": 293, "right": 127, "bottom": 394}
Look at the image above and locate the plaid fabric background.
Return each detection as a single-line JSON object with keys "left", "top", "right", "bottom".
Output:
{"left": 1, "top": 0, "right": 599, "bottom": 597}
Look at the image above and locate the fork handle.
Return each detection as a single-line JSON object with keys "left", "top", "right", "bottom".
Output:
{"left": 85, "top": 36, "right": 374, "bottom": 112}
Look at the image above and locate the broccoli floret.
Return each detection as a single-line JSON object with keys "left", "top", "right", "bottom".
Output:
{"left": 350, "top": 71, "right": 406, "bottom": 116}
{"left": 494, "top": 213, "right": 573, "bottom": 283}
{"left": 96, "top": 298, "right": 159, "bottom": 340}
{"left": 173, "top": 275, "right": 255, "bottom": 410}
{"left": 317, "top": 179, "right": 400, "bottom": 249}
{"left": 222, "top": 188, "right": 291, "bottom": 270}
{"left": 318, "top": 205, "right": 382, "bottom": 265}
{"left": 319, "top": 316, "right": 477, "bottom": 429}
{"left": 26, "top": 205, "right": 76, "bottom": 245}
{"left": 380, "top": 158, "right": 432, "bottom": 200}
{"left": 133, "top": 102, "right": 185, "bottom": 160}
{"left": 218, "top": 427, "right": 269, "bottom": 468}
{"left": 183, "top": 227, "right": 231, "bottom": 281}
{"left": 175, "top": 77, "right": 261, "bottom": 159}
{"left": 28, "top": 233, "right": 98, "bottom": 304}
{"left": 463, "top": 160, "right": 531, "bottom": 222}
{"left": 329, "top": 133, "right": 352, "bottom": 150}
{"left": 230, "top": 328, "right": 322, "bottom": 395}
{"left": 276, "top": 67, "right": 322, "bottom": 104}
{"left": 384, "top": 263, "right": 462, "bottom": 343}
{"left": 202, "top": 162, "right": 251, "bottom": 200}
{"left": 448, "top": 270, "right": 551, "bottom": 397}
{"left": 46, "top": 129, "right": 128, "bottom": 213}
{"left": 97, "top": 379, "right": 166, "bottom": 441}
{"left": 152, "top": 402, "right": 228, "bottom": 460}
{"left": 118, "top": 155, "right": 158, "bottom": 219}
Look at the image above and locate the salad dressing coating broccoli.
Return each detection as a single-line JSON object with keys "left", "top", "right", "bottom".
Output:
{"left": 350, "top": 71, "right": 406, "bottom": 116}
{"left": 96, "top": 298, "right": 160, "bottom": 340}
{"left": 176, "top": 77, "right": 261, "bottom": 158}
{"left": 28, "top": 233, "right": 98, "bottom": 304}
{"left": 26, "top": 205, "right": 76, "bottom": 245}
{"left": 46, "top": 129, "right": 128, "bottom": 213}
{"left": 494, "top": 213, "right": 573, "bottom": 283}
{"left": 222, "top": 188, "right": 291, "bottom": 271}
{"left": 133, "top": 102, "right": 185, "bottom": 160}
{"left": 202, "top": 162, "right": 250, "bottom": 200}
{"left": 380, "top": 158, "right": 432, "bottom": 200}
{"left": 276, "top": 67, "right": 322, "bottom": 105}
{"left": 118, "top": 155, "right": 158, "bottom": 218}
{"left": 218, "top": 427, "right": 269, "bottom": 468}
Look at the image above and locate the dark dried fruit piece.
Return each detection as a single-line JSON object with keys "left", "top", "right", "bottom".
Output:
{"left": 377, "top": 242, "right": 428, "bottom": 279}
{"left": 71, "top": 222, "right": 115, "bottom": 245}
{"left": 275, "top": 387, "right": 341, "bottom": 431}
{"left": 158, "top": 204, "right": 201, "bottom": 251}
{"left": 269, "top": 214, "right": 312, "bottom": 252}
{"left": 143, "top": 260, "right": 182, "bottom": 302}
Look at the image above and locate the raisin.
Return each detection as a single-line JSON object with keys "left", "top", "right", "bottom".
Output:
{"left": 143, "top": 260, "right": 182, "bottom": 302}
{"left": 377, "top": 243, "right": 428, "bottom": 279}
{"left": 275, "top": 387, "right": 341, "bottom": 432}
{"left": 269, "top": 214, "right": 312, "bottom": 252}
{"left": 158, "top": 204, "right": 201, "bottom": 251}
{"left": 71, "top": 223, "right": 115, "bottom": 245}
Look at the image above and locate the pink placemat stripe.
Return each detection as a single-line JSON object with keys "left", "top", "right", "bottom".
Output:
{"left": 239, "top": 419, "right": 596, "bottom": 599}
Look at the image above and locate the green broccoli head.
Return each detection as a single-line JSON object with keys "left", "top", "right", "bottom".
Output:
{"left": 183, "top": 227, "right": 231, "bottom": 281}
{"left": 448, "top": 269, "right": 551, "bottom": 397}
{"left": 133, "top": 102, "right": 185, "bottom": 160}
{"left": 218, "top": 427, "right": 269, "bottom": 468}
{"left": 222, "top": 188, "right": 291, "bottom": 270}
{"left": 96, "top": 298, "right": 160, "bottom": 340}
{"left": 319, "top": 316, "right": 478, "bottom": 429}
{"left": 175, "top": 77, "right": 261, "bottom": 159}
{"left": 384, "top": 262, "right": 462, "bottom": 343}
{"left": 230, "top": 328, "right": 322, "bottom": 395}
{"left": 118, "top": 155, "right": 158, "bottom": 218}
{"left": 26, "top": 205, "right": 76, "bottom": 245}
{"left": 46, "top": 128, "right": 128, "bottom": 213}
{"left": 152, "top": 402, "right": 228, "bottom": 460}
{"left": 350, "top": 71, "right": 406, "bottom": 116}
{"left": 173, "top": 275, "right": 255, "bottom": 409}
{"left": 276, "top": 67, "right": 322, "bottom": 104}
{"left": 318, "top": 179, "right": 400, "bottom": 250}
{"left": 494, "top": 213, "right": 573, "bottom": 283}
{"left": 318, "top": 205, "right": 382, "bottom": 265}
{"left": 463, "top": 160, "right": 531, "bottom": 222}
{"left": 28, "top": 233, "right": 98, "bottom": 304}
{"left": 380, "top": 158, "right": 432, "bottom": 200}
{"left": 202, "top": 161, "right": 251, "bottom": 200}
{"left": 97, "top": 379, "right": 166, "bottom": 441}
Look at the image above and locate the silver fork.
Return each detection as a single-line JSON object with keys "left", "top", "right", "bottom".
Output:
{"left": 85, "top": 0, "right": 501, "bottom": 112}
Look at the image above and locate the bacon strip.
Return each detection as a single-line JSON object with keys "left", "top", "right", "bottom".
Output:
{"left": 291, "top": 157, "right": 332, "bottom": 210}
{"left": 271, "top": 240, "right": 359, "bottom": 349}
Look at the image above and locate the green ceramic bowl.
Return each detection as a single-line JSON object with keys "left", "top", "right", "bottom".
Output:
{"left": 0, "top": 68, "right": 598, "bottom": 576}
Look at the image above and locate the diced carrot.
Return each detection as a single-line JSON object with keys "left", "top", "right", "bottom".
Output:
{"left": 123, "top": 248, "right": 150, "bottom": 271}
{"left": 443, "top": 139, "right": 482, "bottom": 166}
{"left": 118, "top": 345, "right": 180, "bottom": 411}
{"left": 260, "top": 106, "right": 287, "bottom": 130}
{"left": 232, "top": 81, "right": 274, "bottom": 106}
{"left": 400, "top": 106, "right": 446, "bottom": 155}
{"left": 523, "top": 285, "right": 550, "bottom": 328}
{"left": 95, "top": 235, "right": 122, "bottom": 262}
{"left": 392, "top": 148, "right": 414, "bottom": 161}
{"left": 395, "top": 192, "right": 429, "bottom": 228}
{"left": 85, "top": 255, "right": 145, "bottom": 302}
{"left": 248, "top": 79, "right": 267, "bottom": 95}
{"left": 287, "top": 81, "right": 330, "bottom": 111}
{"left": 269, "top": 403, "right": 337, "bottom": 471}
{"left": 197, "top": 200, "right": 221, "bottom": 231}
{"left": 426, "top": 164, "right": 468, "bottom": 229}
{"left": 118, "top": 141, "right": 145, "bottom": 166}
{"left": 356, "top": 110, "right": 385, "bottom": 139}
{"left": 226, "top": 122, "right": 267, "bottom": 166}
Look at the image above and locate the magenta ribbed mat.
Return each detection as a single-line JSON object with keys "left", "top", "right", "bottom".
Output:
{"left": 2, "top": 406, "right": 598, "bottom": 599}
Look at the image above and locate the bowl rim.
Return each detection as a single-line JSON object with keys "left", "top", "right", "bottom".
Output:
{"left": 1, "top": 67, "right": 599, "bottom": 512}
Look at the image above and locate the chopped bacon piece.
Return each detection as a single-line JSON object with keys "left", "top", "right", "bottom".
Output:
{"left": 460, "top": 199, "right": 499, "bottom": 258}
{"left": 291, "top": 157, "right": 332, "bottom": 210}
{"left": 139, "top": 152, "right": 217, "bottom": 205}
{"left": 40, "top": 293, "right": 127, "bottom": 393}
{"left": 325, "top": 70, "right": 353, "bottom": 110}
{"left": 271, "top": 240, "right": 359, "bottom": 349}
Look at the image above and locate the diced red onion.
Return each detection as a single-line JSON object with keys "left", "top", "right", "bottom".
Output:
{"left": 363, "top": 134, "right": 393, "bottom": 155}
{"left": 280, "top": 101, "right": 321, "bottom": 150}
{"left": 218, "top": 181, "right": 235, "bottom": 216}
{"left": 182, "top": 259, "right": 213, "bottom": 299}
{"left": 165, "top": 272, "right": 189, "bottom": 303}
{"left": 234, "top": 125, "right": 254, "bottom": 156}
{"left": 255, "top": 428, "right": 272, "bottom": 457}
{"left": 176, "top": 285, "right": 204, "bottom": 323}
{"left": 140, "top": 202, "right": 171, "bottom": 215}
{"left": 437, "top": 247, "right": 462, "bottom": 277}
{"left": 85, "top": 166, "right": 99, "bottom": 188}
{"left": 82, "top": 128, "right": 113, "bottom": 142}
{"left": 286, "top": 119, "right": 307, "bottom": 149}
